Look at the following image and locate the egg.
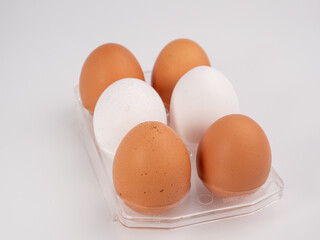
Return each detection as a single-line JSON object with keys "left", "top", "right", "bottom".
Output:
{"left": 196, "top": 114, "right": 272, "bottom": 198}
{"left": 93, "top": 78, "right": 167, "bottom": 155}
{"left": 80, "top": 43, "right": 144, "bottom": 114}
{"left": 151, "top": 39, "right": 210, "bottom": 108}
{"left": 170, "top": 66, "right": 240, "bottom": 144}
{"left": 113, "top": 121, "right": 191, "bottom": 215}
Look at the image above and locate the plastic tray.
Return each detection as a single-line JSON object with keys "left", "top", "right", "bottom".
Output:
{"left": 75, "top": 72, "right": 284, "bottom": 229}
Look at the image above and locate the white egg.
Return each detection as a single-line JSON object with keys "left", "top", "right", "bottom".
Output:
{"left": 170, "top": 66, "right": 240, "bottom": 144}
{"left": 93, "top": 78, "right": 167, "bottom": 155}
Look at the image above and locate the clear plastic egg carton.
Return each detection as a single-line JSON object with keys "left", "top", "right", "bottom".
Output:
{"left": 75, "top": 72, "right": 284, "bottom": 229}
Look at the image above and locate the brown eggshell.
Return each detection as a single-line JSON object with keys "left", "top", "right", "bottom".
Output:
{"left": 197, "top": 114, "right": 271, "bottom": 198}
{"left": 80, "top": 43, "right": 144, "bottom": 114}
{"left": 151, "top": 39, "right": 210, "bottom": 108}
{"left": 113, "top": 121, "right": 191, "bottom": 215}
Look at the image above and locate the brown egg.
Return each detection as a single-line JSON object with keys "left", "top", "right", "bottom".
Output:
{"left": 197, "top": 114, "right": 271, "bottom": 198}
{"left": 113, "top": 121, "right": 191, "bottom": 214}
{"left": 80, "top": 43, "right": 144, "bottom": 114}
{"left": 151, "top": 39, "right": 210, "bottom": 108}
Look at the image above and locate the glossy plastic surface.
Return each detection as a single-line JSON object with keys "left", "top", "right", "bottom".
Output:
{"left": 75, "top": 72, "right": 284, "bottom": 229}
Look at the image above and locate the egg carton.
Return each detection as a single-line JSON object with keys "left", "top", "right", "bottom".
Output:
{"left": 75, "top": 72, "right": 284, "bottom": 229}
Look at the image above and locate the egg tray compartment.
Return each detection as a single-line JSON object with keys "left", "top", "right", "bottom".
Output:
{"left": 74, "top": 72, "right": 284, "bottom": 229}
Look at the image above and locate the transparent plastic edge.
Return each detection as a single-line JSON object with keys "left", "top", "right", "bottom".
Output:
{"left": 75, "top": 87, "right": 118, "bottom": 222}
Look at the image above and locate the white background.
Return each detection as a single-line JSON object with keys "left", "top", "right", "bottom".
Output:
{"left": 1, "top": 0, "right": 319, "bottom": 239}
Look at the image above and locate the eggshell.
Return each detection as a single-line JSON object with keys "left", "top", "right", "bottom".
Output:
{"left": 80, "top": 43, "right": 144, "bottom": 114}
{"left": 170, "top": 66, "right": 240, "bottom": 144}
{"left": 151, "top": 39, "right": 210, "bottom": 108}
{"left": 113, "top": 121, "right": 191, "bottom": 215}
{"left": 196, "top": 114, "right": 272, "bottom": 198}
{"left": 93, "top": 78, "right": 167, "bottom": 155}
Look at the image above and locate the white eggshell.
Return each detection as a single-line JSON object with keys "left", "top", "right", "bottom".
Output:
{"left": 93, "top": 78, "right": 167, "bottom": 155}
{"left": 170, "top": 66, "right": 240, "bottom": 144}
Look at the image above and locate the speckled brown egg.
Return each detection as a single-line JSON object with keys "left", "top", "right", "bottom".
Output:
{"left": 80, "top": 43, "right": 144, "bottom": 114}
{"left": 113, "top": 121, "right": 191, "bottom": 215}
{"left": 151, "top": 39, "right": 210, "bottom": 108}
{"left": 197, "top": 114, "right": 271, "bottom": 198}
